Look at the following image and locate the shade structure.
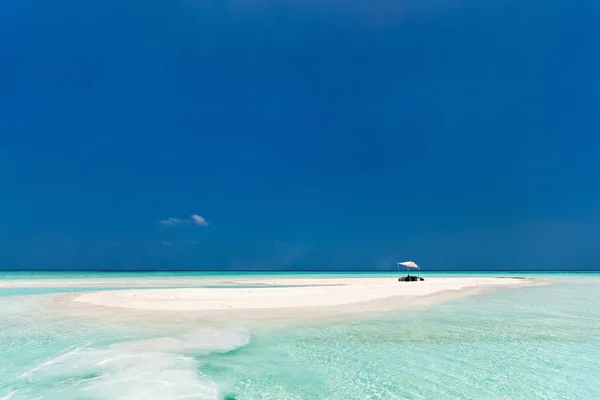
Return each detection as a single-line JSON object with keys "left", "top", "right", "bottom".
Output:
{"left": 397, "top": 261, "right": 421, "bottom": 279}
{"left": 398, "top": 261, "right": 419, "bottom": 269}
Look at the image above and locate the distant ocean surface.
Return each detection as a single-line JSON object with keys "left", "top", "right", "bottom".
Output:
{"left": 3, "top": 270, "right": 600, "bottom": 279}
{"left": 0, "top": 272, "right": 599, "bottom": 399}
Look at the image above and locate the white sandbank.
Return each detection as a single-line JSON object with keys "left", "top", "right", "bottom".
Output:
{"left": 69, "top": 277, "right": 532, "bottom": 311}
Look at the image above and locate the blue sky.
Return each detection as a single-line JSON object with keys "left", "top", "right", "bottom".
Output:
{"left": 1, "top": 0, "right": 599, "bottom": 270}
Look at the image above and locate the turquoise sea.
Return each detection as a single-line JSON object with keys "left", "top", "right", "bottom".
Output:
{"left": 1, "top": 272, "right": 599, "bottom": 399}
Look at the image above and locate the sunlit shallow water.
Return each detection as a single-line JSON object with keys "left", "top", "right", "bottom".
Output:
{"left": 0, "top": 274, "right": 599, "bottom": 399}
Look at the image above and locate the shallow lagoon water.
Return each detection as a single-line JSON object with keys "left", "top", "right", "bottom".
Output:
{"left": 0, "top": 274, "right": 599, "bottom": 399}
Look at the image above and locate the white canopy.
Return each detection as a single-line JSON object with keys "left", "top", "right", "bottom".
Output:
{"left": 398, "top": 261, "right": 419, "bottom": 269}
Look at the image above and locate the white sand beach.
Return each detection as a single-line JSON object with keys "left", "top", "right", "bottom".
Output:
{"left": 66, "top": 277, "right": 532, "bottom": 311}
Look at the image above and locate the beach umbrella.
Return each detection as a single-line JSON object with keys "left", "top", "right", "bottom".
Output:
{"left": 397, "top": 261, "right": 421, "bottom": 278}
{"left": 398, "top": 261, "right": 418, "bottom": 269}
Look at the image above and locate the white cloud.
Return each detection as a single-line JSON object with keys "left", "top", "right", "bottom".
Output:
{"left": 159, "top": 214, "right": 209, "bottom": 226}
{"left": 158, "top": 217, "right": 189, "bottom": 226}
{"left": 161, "top": 241, "right": 172, "bottom": 246}
{"left": 191, "top": 214, "right": 209, "bottom": 226}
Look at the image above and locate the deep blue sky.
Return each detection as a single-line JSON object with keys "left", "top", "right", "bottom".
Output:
{"left": 1, "top": 0, "right": 599, "bottom": 270}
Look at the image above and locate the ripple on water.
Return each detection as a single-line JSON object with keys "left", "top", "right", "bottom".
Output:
{"left": 196, "top": 283, "right": 600, "bottom": 400}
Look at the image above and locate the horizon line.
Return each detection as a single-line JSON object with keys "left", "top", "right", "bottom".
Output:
{"left": 1, "top": 269, "right": 598, "bottom": 273}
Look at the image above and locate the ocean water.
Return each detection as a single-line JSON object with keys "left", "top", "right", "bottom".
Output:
{"left": 3, "top": 270, "right": 599, "bottom": 280}
{"left": 0, "top": 273, "right": 599, "bottom": 399}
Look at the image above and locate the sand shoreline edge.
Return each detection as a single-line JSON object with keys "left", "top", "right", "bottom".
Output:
{"left": 65, "top": 277, "right": 539, "bottom": 312}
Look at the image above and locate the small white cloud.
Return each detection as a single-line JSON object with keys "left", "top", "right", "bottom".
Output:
{"left": 159, "top": 214, "right": 208, "bottom": 226}
{"left": 186, "top": 240, "right": 198, "bottom": 244}
{"left": 161, "top": 241, "right": 172, "bottom": 246}
{"left": 159, "top": 217, "right": 189, "bottom": 226}
{"left": 191, "top": 214, "right": 209, "bottom": 226}
{"left": 108, "top": 242, "right": 118, "bottom": 247}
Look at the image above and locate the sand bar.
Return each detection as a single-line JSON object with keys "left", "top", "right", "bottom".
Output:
{"left": 67, "top": 277, "right": 534, "bottom": 311}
